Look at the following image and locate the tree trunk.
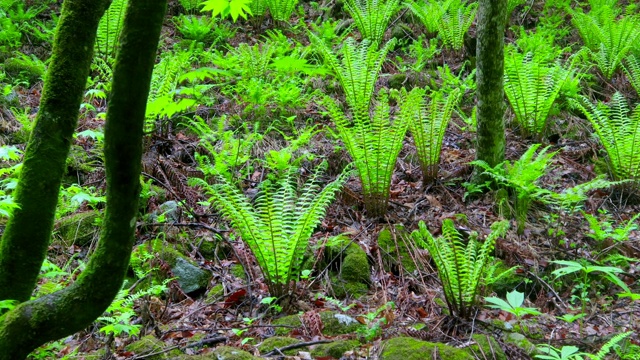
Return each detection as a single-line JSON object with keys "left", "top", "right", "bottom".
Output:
{"left": 475, "top": 0, "right": 507, "bottom": 169}
{"left": 0, "top": 0, "right": 110, "bottom": 302}
{"left": 0, "top": 0, "right": 167, "bottom": 358}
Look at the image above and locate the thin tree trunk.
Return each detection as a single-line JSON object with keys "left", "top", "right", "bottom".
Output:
{"left": 475, "top": 0, "right": 507, "bottom": 170}
{"left": 0, "top": 0, "right": 110, "bottom": 302}
{"left": 0, "top": 0, "right": 167, "bottom": 358}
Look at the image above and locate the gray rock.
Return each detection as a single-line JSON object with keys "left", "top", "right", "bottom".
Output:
{"left": 172, "top": 257, "right": 210, "bottom": 293}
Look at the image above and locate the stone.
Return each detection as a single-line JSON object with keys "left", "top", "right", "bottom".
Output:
{"left": 380, "top": 337, "right": 474, "bottom": 360}
{"left": 173, "top": 257, "right": 211, "bottom": 294}
{"left": 257, "top": 336, "right": 302, "bottom": 356}
{"left": 311, "top": 339, "right": 360, "bottom": 358}
{"left": 55, "top": 211, "right": 99, "bottom": 247}
{"left": 125, "top": 335, "right": 183, "bottom": 359}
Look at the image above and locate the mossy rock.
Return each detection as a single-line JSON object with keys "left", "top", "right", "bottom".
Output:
{"left": 330, "top": 273, "right": 369, "bottom": 299}
{"left": 311, "top": 339, "right": 360, "bottom": 358}
{"left": 377, "top": 225, "right": 419, "bottom": 274}
{"left": 257, "top": 336, "right": 301, "bottom": 356}
{"left": 4, "top": 55, "right": 45, "bottom": 86}
{"left": 504, "top": 332, "right": 537, "bottom": 357}
{"left": 231, "top": 263, "right": 247, "bottom": 279}
{"left": 468, "top": 334, "right": 506, "bottom": 360}
{"left": 324, "top": 236, "right": 370, "bottom": 298}
{"left": 487, "top": 261, "right": 521, "bottom": 297}
{"left": 272, "top": 311, "right": 361, "bottom": 337}
{"left": 54, "top": 211, "right": 99, "bottom": 247}
{"left": 319, "top": 311, "right": 361, "bottom": 336}
{"left": 208, "top": 345, "right": 260, "bottom": 359}
{"left": 380, "top": 337, "right": 474, "bottom": 360}
{"left": 125, "top": 335, "right": 183, "bottom": 359}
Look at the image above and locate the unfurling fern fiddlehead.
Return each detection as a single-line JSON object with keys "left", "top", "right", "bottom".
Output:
{"left": 411, "top": 219, "right": 510, "bottom": 319}
{"left": 191, "top": 163, "right": 349, "bottom": 298}
{"left": 571, "top": 92, "right": 640, "bottom": 189}
{"left": 324, "top": 90, "right": 409, "bottom": 217}
{"left": 344, "top": 0, "right": 401, "bottom": 45}
{"left": 402, "top": 87, "right": 461, "bottom": 183}
{"left": 309, "top": 33, "right": 396, "bottom": 123}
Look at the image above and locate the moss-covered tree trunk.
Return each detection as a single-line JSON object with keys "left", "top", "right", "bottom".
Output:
{"left": 475, "top": 0, "right": 507, "bottom": 169}
{"left": 0, "top": 0, "right": 167, "bottom": 358}
{"left": 0, "top": 0, "right": 110, "bottom": 302}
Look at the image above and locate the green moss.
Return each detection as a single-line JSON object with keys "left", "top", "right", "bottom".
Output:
{"left": 54, "top": 211, "right": 99, "bottom": 246}
{"left": 4, "top": 54, "right": 45, "bottom": 86}
{"left": 210, "top": 345, "right": 261, "bottom": 359}
{"left": 231, "top": 264, "right": 247, "bottom": 279}
{"left": 341, "top": 244, "right": 370, "bottom": 283}
{"left": 324, "top": 235, "right": 370, "bottom": 298}
{"left": 257, "top": 336, "right": 301, "bottom": 356}
{"left": 377, "top": 225, "right": 417, "bottom": 274}
{"left": 125, "top": 335, "right": 183, "bottom": 359}
{"left": 311, "top": 339, "right": 360, "bottom": 358}
{"left": 319, "top": 311, "right": 361, "bottom": 336}
{"left": 206, "top": 284, "right": 224, "bottom": 303}
{"left": 272, "top": 314, "right": 302, "bottom": 335}
{"left": 380, "top": 337, "right": 474, "bottom": 360}
{"left": 504, "top": 333, "right": 537, "bottom": 356}
{"left": 330, "top": 274, "right": 369, "bottom": 299}
{"left": 468, "top": 335, "right": 506, "bottom": 360}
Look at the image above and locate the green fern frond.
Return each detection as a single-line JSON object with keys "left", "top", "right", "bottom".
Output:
{"left": 324, "top": 90, "right": 408, "bottom": 217}
{"left": 405, "top": 0, "right": 452, "bottom": 35}
{"left": 437, "top": 0, "right": 477, "bottom": 51}
{"left": 412, "top": 219, "right": 509, "bottom": 319}
{"left": 96, "top": 0, "right": 128, "bottom": 60}
{"left": 504, "top": 52, "right": 576, "bottom": 139}
{"left": 196, "top": 163, "right": 349, "bottom": 297}
{"left": 266, "top": 0, "right": 298, "bottom": 22}
{"left": 571, "top": 93, "right": 640, "bottom": 187}
{"left": 309, "top": 34, "right": 395, "bottom": 122}
{"left": 623, "top": 55, "right": 640, "bottom": 96}
{"left": 587, "top": 331, "right": 632, "bottom": 360}
{"left": 403, "top": 87, "right": 461, "bottom": 183}
{"left": 232, "top": 42, "right": 276, "bottom": 79}
{"left": 344, "top": 0, "right": 401, "bottom": 45}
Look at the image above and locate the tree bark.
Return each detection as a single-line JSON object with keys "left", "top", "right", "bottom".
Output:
{"left": 0, "top": 0, "right": 167, "bottom": 358}
{"left": 475, "top": 0, "right": 507, "bottom": 169}
{"left": 0, "top": 0, "right": 110, "bottom": 302}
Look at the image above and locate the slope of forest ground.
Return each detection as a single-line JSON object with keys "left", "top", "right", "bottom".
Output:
{"left": 0, "top": 0, "right": 639, "bottom": 359}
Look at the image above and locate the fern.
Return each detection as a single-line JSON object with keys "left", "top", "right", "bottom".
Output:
{"left": 95, "top": 0, "right": 128, "bottom": 61}
{"left": 178, "top": 0, "right": 201, "bottom": 13}
{"left": 231, "top": 41, "right": 276, "bottom": 79}
{"left": 622, "top": 55, "right": 640, "bottom": 96}
{"left": 438, "top": 0, "right": 477, "bottom": 51}
{"left": 402, "top": 87, "right": 461, "bottom": 183}
{"left": 191, "top": 164, "right": 349, "bottom": 297}
{"left": 309, "top": 33, "right": 395, "bottom": 122}
{"left": 571, "top": 6, "right": 640, "bottom": 79}
{"left": 570, "top": 92, "right": 640, "bottom": 188}
{"left": 324, "top": 90, "right": 409, "bottom": 217}
{"left": 344, "top": 0, "right": 401, "bottom": 45}
{"left": 411, "top": 219, "right": 510, "bottom": 319}
{"left": 250, "top": 0, "right": 268, "bottom": 17}
{"left": 504, "top": 52, "right": 576, "bottom": 139}
{"left": 586, "top": 331, "right": 632, "bottom": 360}
{"left": 405, "top": 0, "right": 451, "bottom": 35}
{"left": 266, "top": 0, "right": 298, "bottom": 22}
{"left": 507, "top": 0, "right": 525, "bottom": 18}
{"left": 472, "top": 144, "right": 557, "bottom": 234}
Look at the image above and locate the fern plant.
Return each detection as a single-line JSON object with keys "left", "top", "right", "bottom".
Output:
{"left": 324, "top": 90, "right": 409, "bottom": 217}
{"left": 344, "top": 0, "right": 401, "bottom": 45}
{"left": 402, "top": 87, "right": 461, "bottom": 183}
{"left": 622, "top": 55, "right": 640, "bottom": 96}
{"left": 411, "top": 219, "right": 510, "bottom": 319}
{"left": 266, "top": 0, "right": 298, "bottom": 22}
{"left": 191, "top": 163, "right": 349, "bottom": 298}
{"left": 95, "top": 0, "right": 128, "bottom": 61}
{"left": 309, "top": 33, "right": 396, "bottom": 122}
{"left": 472, "top": 144, "right": 557, "bottom": 234}
{"left": 570, "top": 92, "right": 640, "bottom": 188}
{"left": 405, "top": 0, "right": 451, "bottom": 35}
{"left": 571, "top": 6, "right": 640, "bottom": 79}
{"left": 504, "top": 52, "right": 576, "bottom": 139}
{"left": 438, "top": 0, "right": 477, "bottom": 51}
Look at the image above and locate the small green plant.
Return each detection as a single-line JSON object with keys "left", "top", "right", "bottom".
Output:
{"left": 173, "top": 15, "right": 216, "bottom": 43}
{"left": 485, "top": 290, "right": 541, "bottom": 333}
{"left": 405, "top": 0, "right": 450, "bottom": 35}
{"left": 583, "top": 210, "right": 640, "bottom": 246}
{"left": 309, "top": 34, "right": 396, "bottom": 122}
{"left": 437, "top": 0, "right": 477, "bottom": 51}
{"left": 472, "top": 144, "right": 557, "bottom": 234}
{"left": 344, "top": 0, "right": 400, "bottom": 44}
{"left": 411, "top": 219, "right": 510, "bottom": 319}
{"left": 191, "top": 162, "right": 350, "bottom": 298}
{"left": 570, "top": 92, "right": 640, "bottom": 188}
{"left": 402, "top": 87, "right": 461, "bottom": 183}
{"left": 536, "top": 331, "right": 632, "bottom": 360}
{"left": 201, "top": 0, "right": 253, "bottom": 22}
{"left": 323, "top": 90, "right": 409, "bottom": 217}
{"left": 265, "top": 0, "right": 298, "bottom": 22}
{"left": 355, "top": 301, "right": 395, "bottom": 342}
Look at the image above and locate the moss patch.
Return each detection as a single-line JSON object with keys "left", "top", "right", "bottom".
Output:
{"left": 468, "top": 334, "right": 506, "bottom": 360}
{"left": 504, "top": 332, "right": 537, "bottom": 356}
{"left": 54, "top": 211, "right": 99, "bottom": 247}
{"left": 257, "top": 336, "right": 302, "bottom": 356}
{"left": 380, "top": 337, "right": 474, "bottom": 360}
{"left": 324, "top": 236, "right": 370, "bottom": 298}
{"left": 210, "top": 345, "right": 260, "bottom": 359}
{"left": 377, "top": 225, "right": 419, "bottom": 274}
{"left": 311, "top": 339, "right": 360, "bottom": 358}
{"left": 125, "top": 335, "right": 183, "bottom": 359}
{"left": 206, "top": 284, "right": 225, "bottom": 303}
{"left": 320, "top": 311, "right": 361, "bottom": 336}
{"left": 272, "top": 314, "right": 302, "bottom": 335}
